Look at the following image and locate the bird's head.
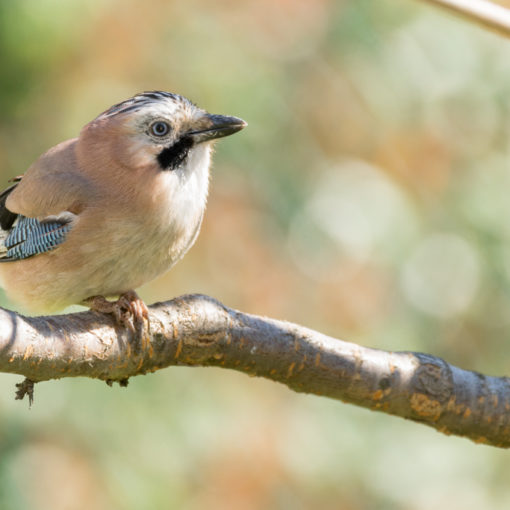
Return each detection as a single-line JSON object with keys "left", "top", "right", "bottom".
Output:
{"left": 79, "top": 91, "right": 246, "bottom": 175}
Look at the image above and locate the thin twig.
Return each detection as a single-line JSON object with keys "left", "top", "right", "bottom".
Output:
{"left": 417, "top": 0, "right": 510, "bottom": 38}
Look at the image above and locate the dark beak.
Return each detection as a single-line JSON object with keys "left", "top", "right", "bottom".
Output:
{"left": 188, "top": 114, "right": 247, "bottom": 143}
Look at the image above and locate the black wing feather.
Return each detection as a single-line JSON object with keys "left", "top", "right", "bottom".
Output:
{"left": 0, "top": 177, "right": 21, "bottom": 230}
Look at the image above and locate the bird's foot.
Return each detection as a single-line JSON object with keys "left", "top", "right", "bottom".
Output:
{"left": 84, "top": 291, "right": 150, "bottom": 333}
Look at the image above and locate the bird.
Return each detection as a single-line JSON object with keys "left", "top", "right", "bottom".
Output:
{"left": 0, "top": 91, "right": 246, "bottom": 327}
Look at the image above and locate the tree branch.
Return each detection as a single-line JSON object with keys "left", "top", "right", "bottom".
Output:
{"left": 1, "top": 293, "right": 510, "bottom": 448}
{"left": 416, "top": 0, "right": 510, "bottom": 38}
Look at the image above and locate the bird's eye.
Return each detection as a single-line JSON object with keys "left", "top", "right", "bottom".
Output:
{"left": 150, "top": 121, "right": 170, "bottom": 137}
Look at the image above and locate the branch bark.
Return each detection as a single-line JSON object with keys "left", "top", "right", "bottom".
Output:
{"left": 2, "top": 294, "right": 510, "bottom": 448}
{"left": 416, "top": 0, "right": 510, "bottom": 38}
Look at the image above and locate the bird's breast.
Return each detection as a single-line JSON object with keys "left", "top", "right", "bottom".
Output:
{"left": 74, "top": 145, "right": 211, "bottom": 295}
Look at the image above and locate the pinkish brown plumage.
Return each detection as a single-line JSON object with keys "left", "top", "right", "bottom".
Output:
{"left": 0, "top": 91, "right": 246, "bottom": 326}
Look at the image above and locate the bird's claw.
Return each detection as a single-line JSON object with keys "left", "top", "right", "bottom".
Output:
{"left": 114, "top": 291, "right": 150, "bottom": 332}
{"left": 85, "top": 291, "right": 150, "bottom": 334}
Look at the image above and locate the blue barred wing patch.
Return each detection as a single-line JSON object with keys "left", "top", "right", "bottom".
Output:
{"left": 3, "top": 215, "right": 72, "bottom": 260}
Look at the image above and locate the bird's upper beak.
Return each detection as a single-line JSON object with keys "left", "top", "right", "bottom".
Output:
{"left": 187, "top": 114, "right": 247, "bottom": 143}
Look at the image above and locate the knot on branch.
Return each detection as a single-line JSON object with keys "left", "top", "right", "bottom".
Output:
{"left": 409, "top": 354, "right": 454, "bottom": 421}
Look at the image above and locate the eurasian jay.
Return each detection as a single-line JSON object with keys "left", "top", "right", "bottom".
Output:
{"left": 0, "top": 91, "right": 246, "bottom": 326}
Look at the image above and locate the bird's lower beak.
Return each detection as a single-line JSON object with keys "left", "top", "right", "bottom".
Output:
{"left": 188, "top": 114, "right": 247, "bottom": 143}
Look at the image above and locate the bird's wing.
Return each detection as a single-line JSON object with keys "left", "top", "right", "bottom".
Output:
{"left": 0, "top": 139, "right": 95, "bottom": 261}
{"left": 0, "top": 175, "right": 79, "bottom": 262}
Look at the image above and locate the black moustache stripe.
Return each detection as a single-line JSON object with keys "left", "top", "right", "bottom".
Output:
{"left": 156, "top": 136, "right": 194, "bottom": 171}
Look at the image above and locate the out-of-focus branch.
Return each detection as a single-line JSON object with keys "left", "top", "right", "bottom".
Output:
{"left": 1, "top": 294, "right": 510, "bottom": 448}
{"left": 417, "top": 0, "right": 510, "bottom": 38}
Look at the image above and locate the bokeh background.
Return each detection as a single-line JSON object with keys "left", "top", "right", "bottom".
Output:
{"left": 1, "top": 0, "right": 510, "bottom": 508}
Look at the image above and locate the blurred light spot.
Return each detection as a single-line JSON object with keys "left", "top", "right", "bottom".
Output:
{"left": 288, "top": 159, "right": 416, "bottom": 281}
{"left": 370, "top": 432, "right": 494, "bottom": 510}
{"left": 425, "top": 88, "right": 499, "bottom": 157}
{"left": 310, "top": 161, "right": 410, "bottom": 256}
{"left": 459, "top": 154, "right": 510, "bottom": 239}
{"left": 401, "top": 233, "right": 480, "bottom": 318}
{"left": 387, "top": 15, "right": 479, "bottom": 101}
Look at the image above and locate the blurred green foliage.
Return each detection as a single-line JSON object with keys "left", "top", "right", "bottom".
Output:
{"left": 2, "top": 0, "right": 510, "bottom": 508}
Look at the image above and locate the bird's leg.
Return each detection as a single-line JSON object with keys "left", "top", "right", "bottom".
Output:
{"left": 84, "top": 290, "right": 149, "bottom": 332}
